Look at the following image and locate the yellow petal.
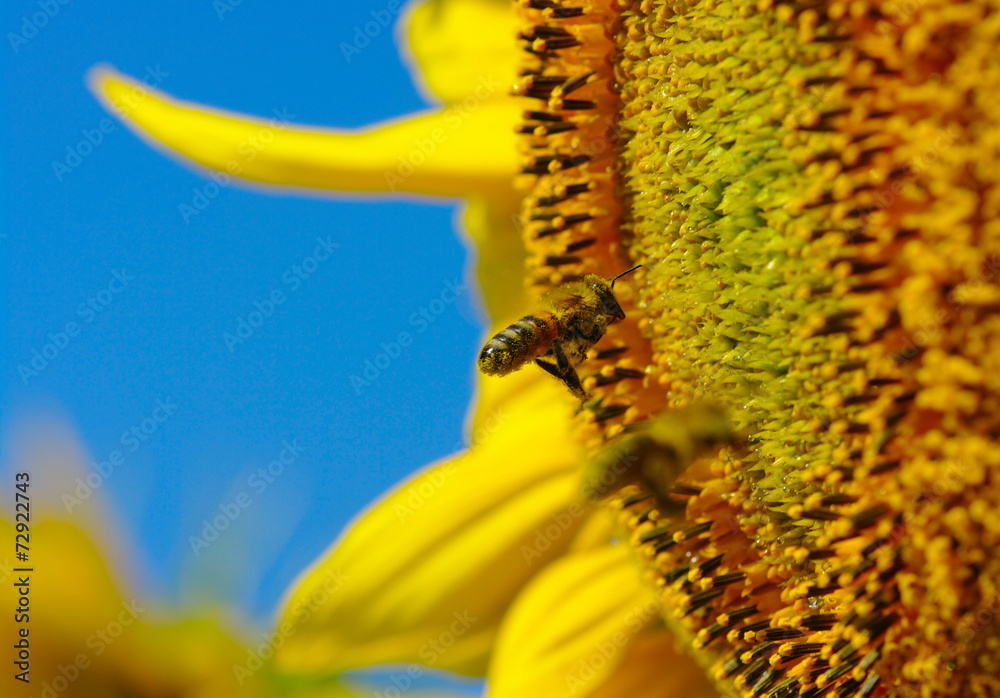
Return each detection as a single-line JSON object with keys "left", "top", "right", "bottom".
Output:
{"left": 460, "top": 194, "right": 529, "bottom": 322}
{"left": 588, "top": 630, "right": 721, "bottom": 698}
{"left": 487, "top": 544, "right": 658, "bottom": 698}
{"left": 567, "top": 507, "right": 618, "bottom": 555}
{"left": 402, "top": 0, "right": 518, "bottom": 104}
{"left": 0, "top": 518, "right": 365, "bottom": 698}
{"left": 1, "top": 519, "right": 124, "bottom": 642}
{"left": 275, "top": 370, "right": 587, "bottom": 677}
{"left": 87, "top": 65, "right": 520, "bottom": 199}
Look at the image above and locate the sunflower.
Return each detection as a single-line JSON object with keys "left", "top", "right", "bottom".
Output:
{"left": 1, "top": 428, "right": 448, "bottom": 698}
{"left": 89, "top": 0, "right": 1000, "bottom": 696}
{"left": 0, "top": 489, "right": 364, "bottom": 698}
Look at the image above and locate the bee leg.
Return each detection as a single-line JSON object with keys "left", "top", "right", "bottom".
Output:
{"left": 535, "top": 340, "right": 587, "bottom": 400}
{"left": 535, "top": 358, "right": 587, "bottom": 400}
{"left": 576, "top": 320, "right": 606, "bottom": 342}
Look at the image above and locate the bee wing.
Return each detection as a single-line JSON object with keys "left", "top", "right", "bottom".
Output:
{"left": 541, "top": 286, "right": 587, "bottom": 312}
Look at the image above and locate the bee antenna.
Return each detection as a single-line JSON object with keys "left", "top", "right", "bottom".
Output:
{"left": 610, "top": 264, "right": 642, "bottom": 289}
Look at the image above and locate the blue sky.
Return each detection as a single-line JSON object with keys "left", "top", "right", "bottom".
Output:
{"left": 2, "top": 0, "right": 487, "bottom": 628}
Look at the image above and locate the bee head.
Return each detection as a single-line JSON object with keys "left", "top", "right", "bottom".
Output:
{"left": 592, "top": 265, "right": 641, "bottom": 323}
{"left": 589, "top": 278, "right": 627, "bottom": 322}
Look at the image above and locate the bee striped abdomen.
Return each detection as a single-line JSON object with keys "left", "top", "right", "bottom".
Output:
{"left": 477, "top": 313, "right": 559, "bottom": 376}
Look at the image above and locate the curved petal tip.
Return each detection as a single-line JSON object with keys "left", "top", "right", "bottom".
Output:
{"left": 86, "top": 63, "right": 520, "bottom": 199}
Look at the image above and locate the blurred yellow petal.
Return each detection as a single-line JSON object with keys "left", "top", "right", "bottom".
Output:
{"left": 402, "top": 0, "right": 518, "bottom": 104}
{"left": 87, "top": 65, "right": 520, "bottom": 199}
{"left": 0, "top": 518, "right": 360, "bottom": 698}
{"left": 460, "top": 194, "right": 528, "bottom": 322}
{"left": 276, "top": 370, "right": 588, "bottom": 676}
{"left": 588, "top": 631, "right": 720, "bottom": 698}
{"left": 566, "top": 508, "right": 618, "bottom": 556}
{"left": 2, "top": 519, "right": 123, "bottom": 649}
{"left": 487, "top": 544, "right": 658, "bottom": 698}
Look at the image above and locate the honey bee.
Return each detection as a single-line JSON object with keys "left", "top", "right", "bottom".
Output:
{"left": 580, "top": 404, "right": 741, "bottom": 513}
{"left": 477, "top": 265, "right": 641, "bottom": 399}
